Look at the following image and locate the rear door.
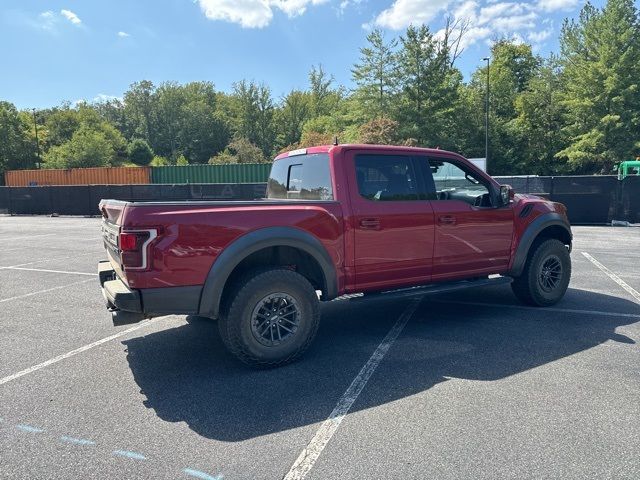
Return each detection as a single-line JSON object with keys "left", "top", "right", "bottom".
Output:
{"left": 416, "top": 156, "right": 514, "bottom": 280}
{"left": 345, "top": 150, "right": 435, "bottom": 291}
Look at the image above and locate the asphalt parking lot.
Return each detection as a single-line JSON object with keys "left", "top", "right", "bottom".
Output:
{"left": 1, "top": 216, "right": 639, "bottom": 480}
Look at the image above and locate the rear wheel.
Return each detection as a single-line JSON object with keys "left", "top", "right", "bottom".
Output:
{"left": 218, "top": 269, "right": 320, "bottom": 367}
{"left": 511, "top": 238, "right": 571, "bottom": 306}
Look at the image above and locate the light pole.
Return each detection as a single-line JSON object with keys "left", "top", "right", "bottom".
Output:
{"left": 32, "top": 108, "right": 41, "bottom": 169}
{"left": 482, "top": 56, "right": 490, "bottom": 173}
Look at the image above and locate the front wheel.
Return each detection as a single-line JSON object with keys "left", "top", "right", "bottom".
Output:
{"left": 218, "top": 269, "right": 320, "bottom": 367}
{"left": 511, "top": 238, "right": 571, "bottom": 306}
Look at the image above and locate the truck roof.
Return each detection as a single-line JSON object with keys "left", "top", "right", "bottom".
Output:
{"left": 274, "top": 144, "right": 462, "bottom": 161}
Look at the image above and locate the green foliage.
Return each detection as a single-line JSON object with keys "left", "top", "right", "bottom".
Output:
{"left": 43, "top": 126, "right": 114, "bottom": 168}
{"left": 0, "top": 101, "right": 37, "bottom": 173}
{"left": 209, "top": 137, "right": 268, "bottom": 164}
{"left": 557, "top": 0, "right": 640, "bottom": 172}
{"left": 352, "top": 29, "right": 399, "bottom": 121}
{"left": 275, "top": 90, "right": 311, "bottom": 149}
{"left": 513, "top": 57, "right": 568, "bottom": 174}
{"left": 358, "top": 117, "right": 400, "bottom": 145}
{"left": 127, "top": 139, "right": 154, "bottom": 166}
{"left": 176, "top": 154, "right": 189, "bottom": 166}
{"left": 396, "top": 25, "right": 462, "bottom": 148}
{"left": 231, "top": 80, "right": 275, "bottom": 157}
{"left": 150, "top": 155, "right": 170, "bottom": 166}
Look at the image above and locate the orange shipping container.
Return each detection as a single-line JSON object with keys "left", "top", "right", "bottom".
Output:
{"left": 5, "top": 167, "right": 151, "bottom": 186}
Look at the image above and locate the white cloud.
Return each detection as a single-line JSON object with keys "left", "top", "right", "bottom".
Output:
{"left": 94, "top": 94, "right": 123, "bottom": 103}
{"left": 527, "top": 28, "right": 552, "bottom": 43}
{"left": 339, "top": 0, "right": 365, "bottom": 15}
{"left": 430, "top": 0, "right": 553, "bottom": 51}
{"left": 536, "top": 0, "right": 578, "bottom": 12}
{"left": 35, "top": 9, "right": 82, "bottom": 32}
{"left": 60, "top": 9, "right": 81, "bottom": 25}
{"left": 117, "top": 31, "right": 130, "bottom": 37}
{"left": 38, "top": 10, "right": 57, "bottom": 31}
{"left": 197, "top": 0, "right": 328, "bottom": 28}
{"left": 373, "top": 0, "right": 453, "bottom": 29}
{"left": 370, "top": 0, "right": 576, "bottom": 52}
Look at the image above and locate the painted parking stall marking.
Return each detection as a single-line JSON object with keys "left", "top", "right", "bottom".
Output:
{"left": 582, "top": 252, "right": 640, "bottom": 303}
{"left": 2, "top": 266, "right": 97, "bottom": 276}
{"left": 283, "top": 297, "right": 422, "bottom": 480}
{"left": 0, "top": 319, "right": 161, "bottom": 386}
{"left": 0, "top": 278, "right": 95, "bottom": 304}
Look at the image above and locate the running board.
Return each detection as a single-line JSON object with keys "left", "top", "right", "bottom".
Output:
{"left": 334, "top": 276, "right": 512, "bottom": 302}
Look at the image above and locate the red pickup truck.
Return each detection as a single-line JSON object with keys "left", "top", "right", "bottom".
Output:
{"left": 99, "top": 145, "right": 572, "bottom": 366}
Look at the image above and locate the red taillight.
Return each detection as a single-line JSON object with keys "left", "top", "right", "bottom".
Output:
{"left": 119, "top": 229, "right": 157, "bottom": 270}
{"left": 119, "top": 233, "right": 138, "bottom": 251}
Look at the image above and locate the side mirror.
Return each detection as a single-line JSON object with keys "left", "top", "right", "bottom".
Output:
{"left": 499, "top": 185, "right": 514, "bottom": 206}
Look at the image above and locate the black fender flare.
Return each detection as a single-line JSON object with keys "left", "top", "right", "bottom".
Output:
{"left": 198, "top": 226, "right": 338, "bottom": 318}
{"left": 508, "top": 212, "right": 572, "bottom": 277}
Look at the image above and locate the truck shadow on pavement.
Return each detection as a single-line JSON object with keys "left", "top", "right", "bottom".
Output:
{"left": 122, "top": 286, "right": 638, "bottom": 442}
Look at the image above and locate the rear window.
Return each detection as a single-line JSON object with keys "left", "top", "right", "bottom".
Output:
{"left": 267, "top": 153, "right": 333, "bottom": 200}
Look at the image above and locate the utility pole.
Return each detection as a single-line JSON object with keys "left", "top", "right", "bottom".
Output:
{"left": 32, "top": 108, "right": 41, "bottom": 169}
{"left": 482, "top": 57, "right": 490, "bottom": 173}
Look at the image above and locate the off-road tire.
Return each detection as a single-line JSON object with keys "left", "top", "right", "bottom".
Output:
{"left": 511, "top": 238, "right": 571, "bottom": 306}
{"left": 218, "top": 269, "right": 320, "bottom": 367}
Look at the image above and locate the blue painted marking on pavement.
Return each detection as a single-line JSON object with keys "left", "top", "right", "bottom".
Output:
{"left": 113, "top": 450, "right": 147, "bottom": 460}
{"left": 183, "top": 468, "right": 223, "bottom": 480}
{"left": 16, "top": 424, "right": 44, "bottom": 433}
{"left": 60, "top": 436, "right": 96, "bottom": 446}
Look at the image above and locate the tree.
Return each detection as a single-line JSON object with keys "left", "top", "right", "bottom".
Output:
{"left": 468, "top": 40, "right": 540, "bottom": 173}
{"left": 150, "top": 155, "right": 170, "bottom": 166}
{"left": 397, "top": 25, "right": 462, "bottom": 148}
{"left": 232, "top": 80, "right": 275, "bottom": 156}
{"left": 514, "top": 56, "right": 569, "bottom": 174}
{"left": 176, "top": 154, "right": 189, "bottom": 166}
{"left": 275, "top": 90, "right": 311, "bottom": 149}
{"left": 127, "top": 139, "right": 154, "bottom": 166}
{"left": 358, "top": 117, "right": 400, "bottom": 144}
{"left": 123, "top": 80, "right": 156, "bottom": 142}
{"left": 44, "top": 107, "right": 80, "bottom": 148}
{"left": 43, "top": 126, "right": 114, "bottom": 168}
{"left": 0, "top": 102, "right": 36, "bottom": 174}
{"left": 351, "top": 29, "right": 399, "bottom": 120}
{"left": 179, "top": 101, "right": 229, "bottom": 163}
{"left": 558, "top": 0, "right": 640, "bottom": 172}
{"left": 209, "top": 137, "right": 268, "bottom": 164}
{"left": 309, "top": 64, "right": 335, "bottom": 117}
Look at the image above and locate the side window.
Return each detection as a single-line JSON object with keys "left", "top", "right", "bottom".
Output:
{"left": 267, "top": 153, "right": 333, "bottom": 200}
{"left": 355, "top": 154, "right": 419, "bottom": 201}
{"left": 429, "top": 158, "right": 493, "bottom": 207}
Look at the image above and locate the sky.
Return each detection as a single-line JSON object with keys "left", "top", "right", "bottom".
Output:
{"left": 0, "top": 0, "right": 605, "bottom": 109}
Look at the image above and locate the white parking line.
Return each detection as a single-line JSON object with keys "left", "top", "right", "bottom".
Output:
{"left": 0, "top": 319, "right": 160, "bottom": 386}
{"left": 582, "top": 252, "right": 640, "bottom": 303}
{"left": 431, "top": 300, "right": 640, "bottom": 319}
{"left": 2, "top": 267, "right": 97, "bottom": 276}
{"left": 0, "top": 233, "right": 56, "bottom": 242}
{"left": 0, "top": 251, "right": 99, "bottom": 270}
{"left": 0, "top": 278, "right": 95, "bottom": 304}
{"left": 283, "top": 297, "right": 422, "bottom": 480}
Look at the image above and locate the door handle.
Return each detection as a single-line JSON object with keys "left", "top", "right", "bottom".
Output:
{"left": 359, "top": 218, "right": 381, "bottom": 230}
{"left": 438, "top": 215, "right": 456, "bottom": 225}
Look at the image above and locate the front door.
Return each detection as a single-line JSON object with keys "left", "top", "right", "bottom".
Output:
{"left": 346, "top": 150, "right": 435, "bottom": 291}
{"left": 417, "top": 156, "right": 514, "bottom": 280}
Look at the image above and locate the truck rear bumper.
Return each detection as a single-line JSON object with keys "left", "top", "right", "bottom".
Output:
{"left": 99, "top": 261, "right": 146, "bottom": 326}
{"left": 98, "top": 261, "right": 203, "bottom": 326}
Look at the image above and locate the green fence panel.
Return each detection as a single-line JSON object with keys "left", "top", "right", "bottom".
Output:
{"left": 151, "top": 164, "right": 271, "bottom": 184}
